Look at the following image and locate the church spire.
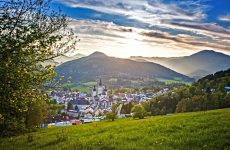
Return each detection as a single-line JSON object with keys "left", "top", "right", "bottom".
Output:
{"left": 99, "top": 79, "right": 102, "bottom": 86}
{"left": 93, "top": 85, "right": 96, "bottom": 91}
{"left": 104, "top": 85, "right": 107, "bottom": 91}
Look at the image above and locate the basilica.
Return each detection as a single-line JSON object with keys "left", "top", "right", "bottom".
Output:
{"left": 91, "top": 79, "right": 112, "bottom": 109}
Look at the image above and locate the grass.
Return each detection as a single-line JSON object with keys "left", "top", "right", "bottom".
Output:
{"left": 156, "top": 78, "right": 192, "bottom": 85}
{"left": 1, "top": 109, "right": 229, "bottom": 150}
{"left": 81, "top": 82, "right": 97, "bottom": 86}
{"left": 63, "top": 81, "right": 97, "bottom": 93}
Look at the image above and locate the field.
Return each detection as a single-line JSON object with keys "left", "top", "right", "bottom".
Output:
{"left": 156, "top": 78, "right": 192, "bottom": 85}
{"left": 0, "top": 109, "right": 230, "bottom": 150}
{"left": 62, "top": 82, "right": 97, "bottom": 93}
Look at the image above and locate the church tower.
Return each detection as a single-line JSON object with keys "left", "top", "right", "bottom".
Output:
{"left": 98, "top": 79, "right": 104, "bottom": 95}
{"left": 104, "top": 86, "right": 108, "bottom": 97}
{"left": 92, "top": 85, "right": 97, "bottom": 97}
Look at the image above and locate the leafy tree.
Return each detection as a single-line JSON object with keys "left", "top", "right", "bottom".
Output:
{"left": 151, "top": 107, "right": 161, "bottom": 116}
{"left": 121, "top": 102, "right": 134, "bottom": 114}
{"left": 131, "top": 104, "right": 147, "bottom": 119}
{"left": 189, "top": 86, "right": 196, "bottom": 96}
{"left": 0, "top": 0, "right": 77, "bottom": 136}
{"left": 223, "top": 93, "right": 230, "bottom": 108}
{"left": 47, "top": 104, "right": 64, "bottom": 118}
{"left": 106, "top": 111, "right": 117, "bottom": 121}
{"left": 106, "top": 104, "right": 118, "bottom": 121}
{"left": 176, "top": 98, "right": 192, "bottom": 113}
{"left": 25, "top": 98, "right": 48, "bottom": 129}
{"left": 49, "top": 99, "right": 57, "bottom": 104}
{"left": 141, "top": 101, "right": 151, "bottom": 113}
{"left": 160, "top": 106, "right": 166, "bottom": 115}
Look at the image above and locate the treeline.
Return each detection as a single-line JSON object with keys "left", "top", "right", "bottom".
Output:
{"left": 119, "top": 69, "right": 230, "bottom": 116}
{"left": 143, "top": 69, "right": 230, "bottom": 115}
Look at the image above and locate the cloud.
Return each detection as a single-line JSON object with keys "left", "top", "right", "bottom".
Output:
{"left": 218, "top": 14, "right": 230, "bottom": 22}
{"left": 165, "top": 21, "right": 230, "bottom": 38}
{"left": 56, "top": 0, "right": 230, "bottom": 39}
{"left": 140, "top": 30, "right": 230, "bottom": 51}
{"left": 56, "top": 0, "right": 207, "bottom": 24}
{"left": 66, "top": 19, "right": 230, "bottom": 57}
{"left": 67, "top": 19, "right": 133, "bottom": 39}
{"left": 54, "top": 1, "right": 230, "bottom": 57}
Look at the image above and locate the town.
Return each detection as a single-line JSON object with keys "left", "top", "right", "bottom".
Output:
{"left": 46, "top": 79, "right": 170, "bottom": 127}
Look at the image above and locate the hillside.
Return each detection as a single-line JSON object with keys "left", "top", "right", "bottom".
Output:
{"left": 0, "top": 108, "right": 229, "bottom": 150}
{"left": 147, "top": 68, "right": 230, "bottom": 116}
{"left": 45, "top": 53, "right": 86, "bottom": 66}
{"left": 195, "top": 68, "right": 230, "bottom": 92}
{"left": 197, "top": 68, "right": 230, "bottom": 83}
{"left": 130, "top": 50, "right": 230, "bottom": 79}
{"left": 55, "top": 52, "right": 193, "bottom": 83}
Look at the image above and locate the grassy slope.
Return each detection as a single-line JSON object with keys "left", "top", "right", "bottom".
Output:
{"left": 0, "top": 109, "right": 230, "bottom": 150}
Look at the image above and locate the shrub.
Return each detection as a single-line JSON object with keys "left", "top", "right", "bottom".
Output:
{"left": 106, "top": 112, "right": 116, "bottom": 121}
{"left": 131, "top": 104, "right": 147, "bottom": 119}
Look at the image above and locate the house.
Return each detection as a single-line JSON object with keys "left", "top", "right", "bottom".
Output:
{"left": 69, "top": 98, "right": 90, "bottom": 111}
{"left": 125, "top": 94, "right": 134, "bottom": 102}
{"left": 225, "top": 87, "right": 230, "bottom": 92}
{"left": 67, "top": 98, "right": 90, "bottom": 118}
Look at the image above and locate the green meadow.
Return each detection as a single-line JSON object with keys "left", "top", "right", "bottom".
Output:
{"left": 156, "top": 78, "right": 192, "bottom": 85}
{"left": 0, "top": 108, "right": 230, "bottom": 150}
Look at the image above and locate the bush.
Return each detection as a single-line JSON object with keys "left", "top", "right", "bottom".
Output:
{"left": 131, "top": 104, "right": 147, "bottom": 119}
{"left": 106, "top": 112, "right": 116, "bottom": 121}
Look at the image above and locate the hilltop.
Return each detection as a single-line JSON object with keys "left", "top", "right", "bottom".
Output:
{"left": 0, "top": 108, "right": 229, "bottom": 150}
{"left": 131, "top": 50, "right": 230, "bottom": 79}
{"left": 55, "top": 52, "right": 193, "bottom": 83}
{"left": 44, "top": 53, "right": 86, "bottom": 66}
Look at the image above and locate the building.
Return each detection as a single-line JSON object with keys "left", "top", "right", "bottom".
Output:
{"left": 225, "top": 87, "right": 230, "bottom": 92}
{"left": 67, "top": 98, "right": 90, "bottom": 118}
{"left": 92, "top": 79, "right": 111, "bottom": 109}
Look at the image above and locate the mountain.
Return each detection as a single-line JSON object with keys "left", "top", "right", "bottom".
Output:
{"left": 44, "top": 53, "right": 86, "bottom": 66}
{"left": 130, "top": 50, "right": 230, "bottom": 79}
{"left": 55, "top": 52, "right": 193, "bottom": 83}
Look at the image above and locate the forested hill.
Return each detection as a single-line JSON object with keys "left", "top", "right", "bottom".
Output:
{"left": 146, "top": 68, "right": 230, "bottom": 116}
{"left": 190, "top": 68, "right": 230, "bottom": 94}
{"left": 55, "top": 52, "right": 193, "bottom": 83}
{"left": 197, "top": 68, "right": 230, "bottom": 84}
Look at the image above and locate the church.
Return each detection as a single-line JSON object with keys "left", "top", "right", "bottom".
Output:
{"left": 91, "top": 79, "right": 112, "bottom": 110}
{"left": 92, "top": 79, "right": 108, "bottom": 98}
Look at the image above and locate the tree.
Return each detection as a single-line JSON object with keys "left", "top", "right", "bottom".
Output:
{"left": 131, "top": 104, "right": 147, "bottom": 119}
{"left": 25, "top": 97, "right": 48, "bottom": 129}
{"left": 106, "top": 111, "right": 116, "bottom": 121}
{"left": 176, "top": 98, "right": 192, "bottom": 113}
{"left": 121, "top": 102, "right": 134, "bottom": 114}
{"left": 0, "top": 0, "right": 77, "bottom": 136}
{"left": 160, "top": 106, "right": 166, "bottom": 115}
{"left": 141, "top": 101, "right": 151, "bottom": 113}
{"left": 106, "top": 104, "right": 118, "bottom": 121}
{"left": 223, "top": 93, "right": 230, "bottom": 108}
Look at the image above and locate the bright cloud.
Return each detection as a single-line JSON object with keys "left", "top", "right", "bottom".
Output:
{"left": 52, "top": 0, "right": 230, "bottom": 57}
{"left": 219, "top": 14, "right": 230, "bottom": 22}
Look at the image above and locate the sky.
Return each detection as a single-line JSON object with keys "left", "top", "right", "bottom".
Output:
{"left": 51, "top": 0, "right": 230, "bottom": 58}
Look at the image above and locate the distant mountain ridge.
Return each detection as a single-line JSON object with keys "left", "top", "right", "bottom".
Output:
{"left": 55, "top": 52, "right": 193, "bottom": 83}
{"left": 45, "top": 53, "right": 86, "bottom": 66}
{"left": 130, "top": 50, "right": 230, "bottom": 79}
